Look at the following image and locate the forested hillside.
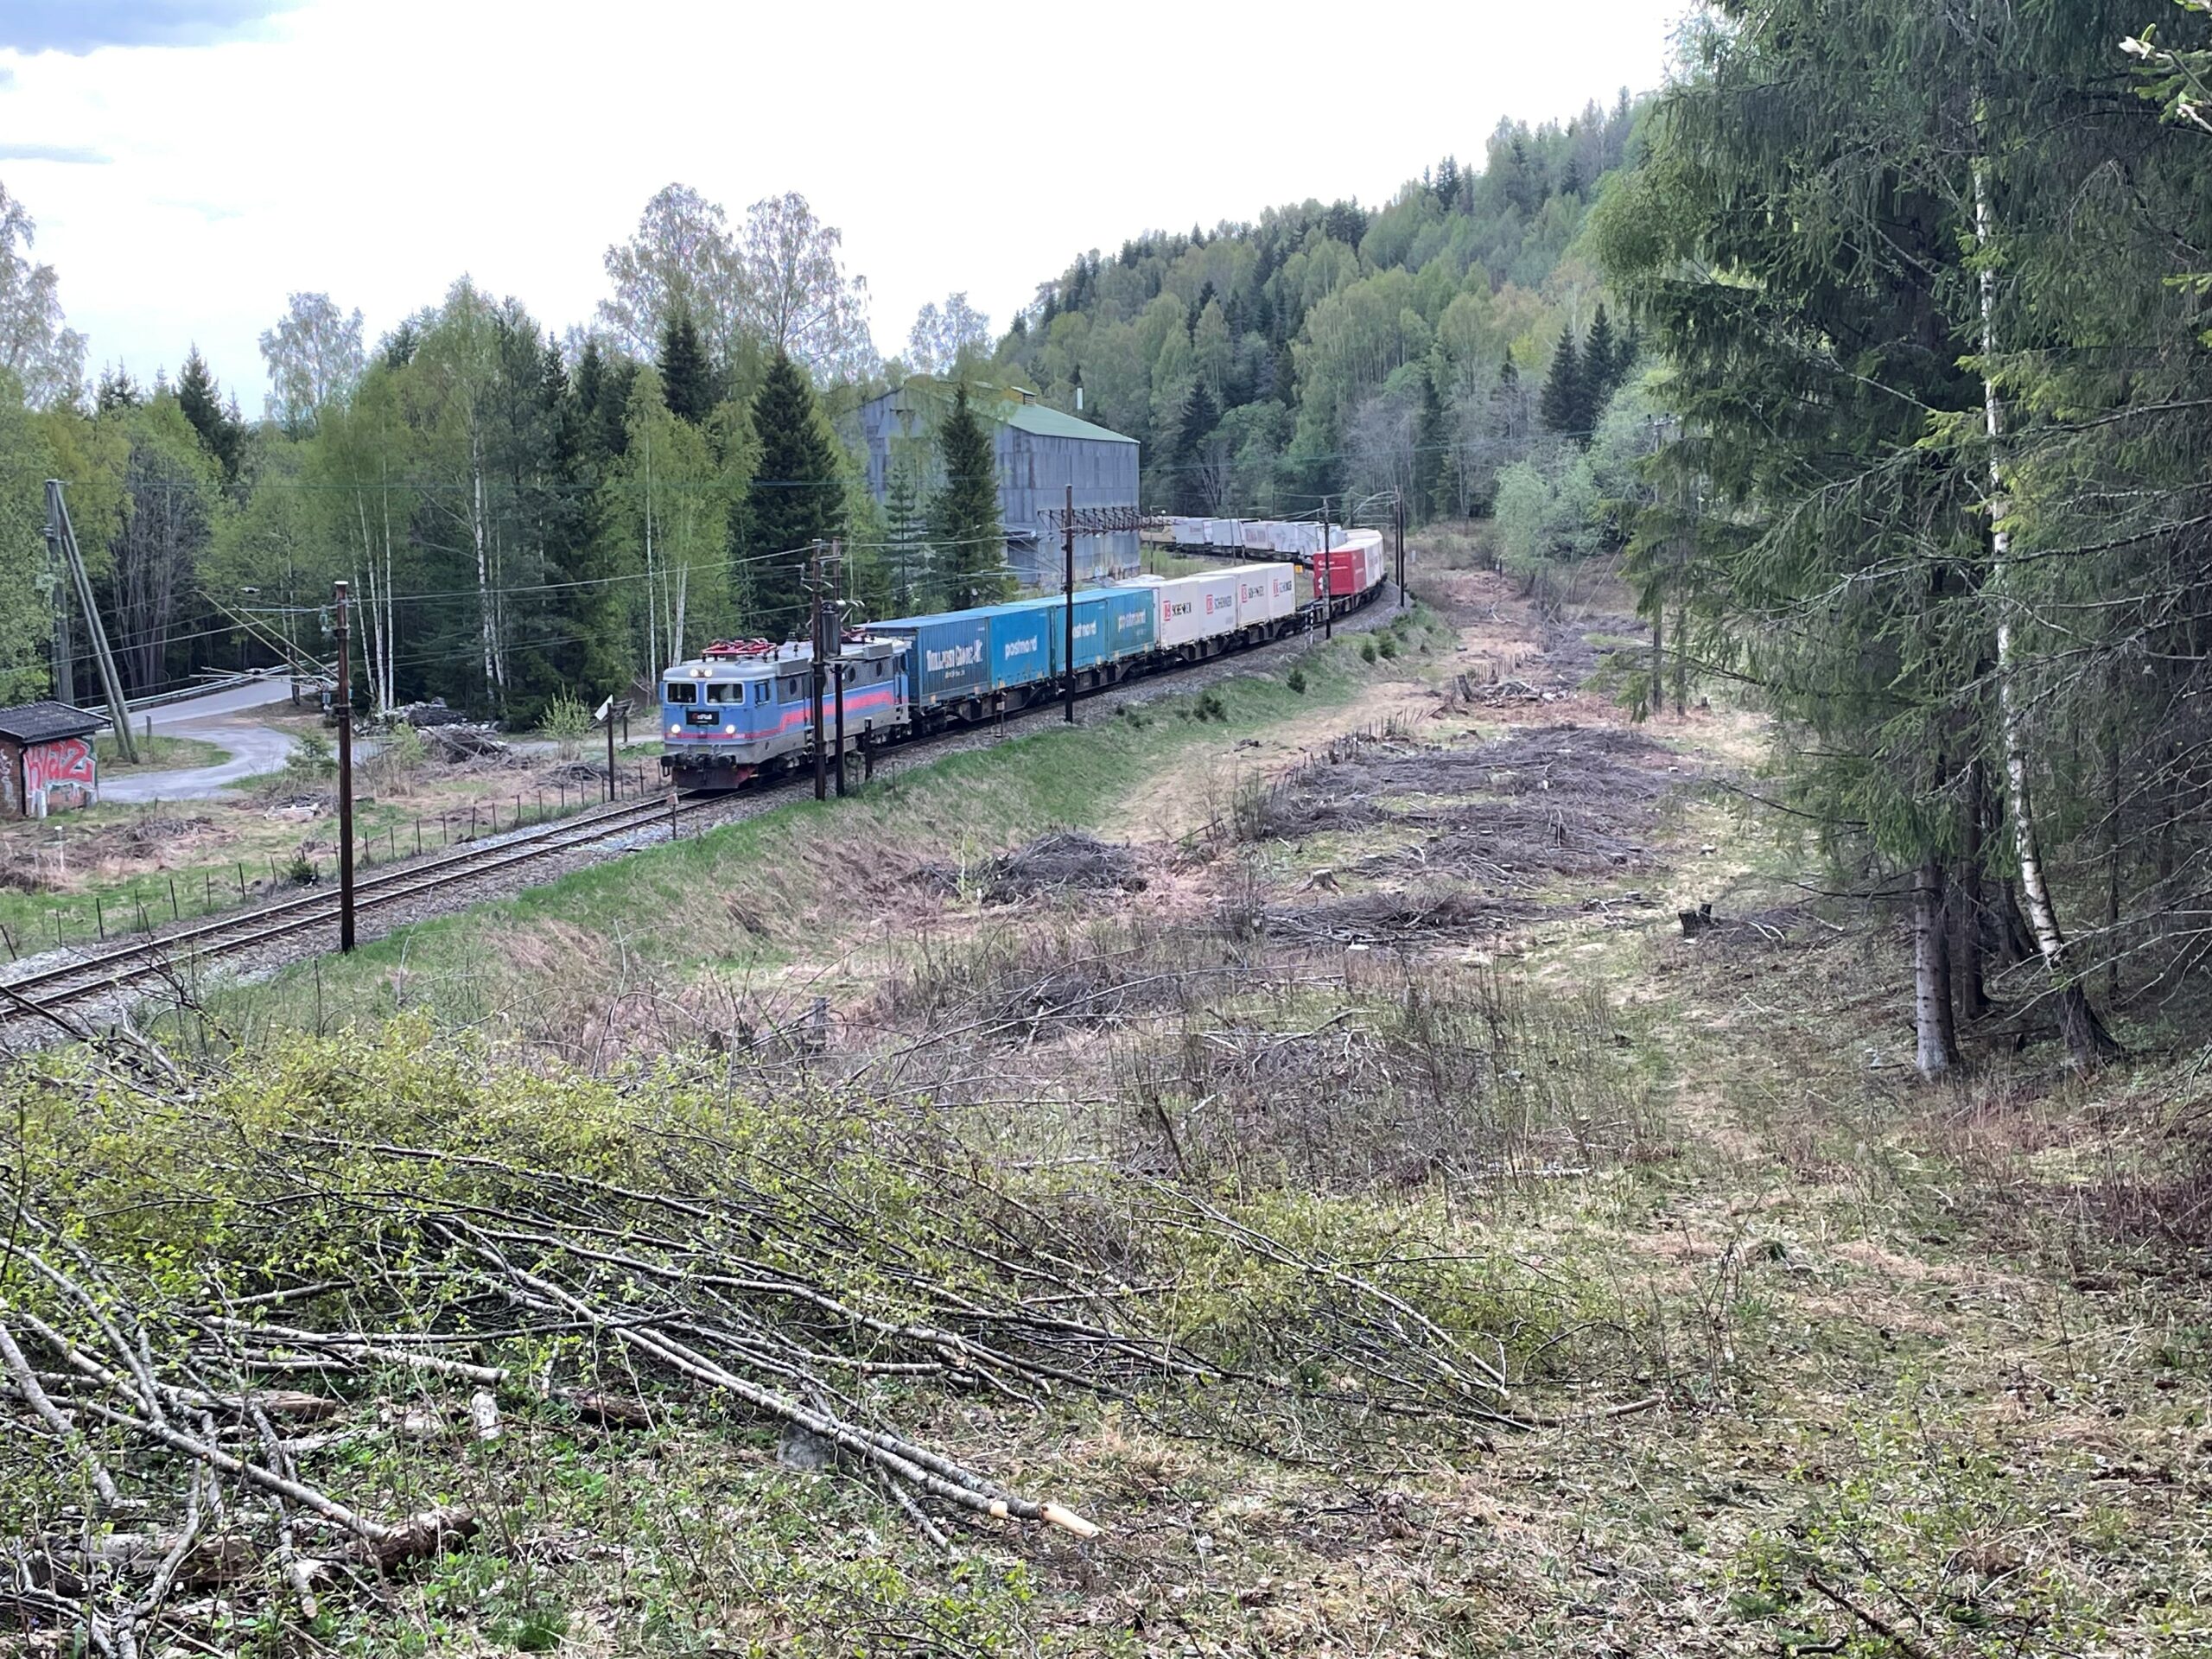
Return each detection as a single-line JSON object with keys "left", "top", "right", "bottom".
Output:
{"left": 1586, "top": 0, "right": 2212, "bottom": 1071}
{"left": 995, "top": 97, "right": 1639, "bottom": 516}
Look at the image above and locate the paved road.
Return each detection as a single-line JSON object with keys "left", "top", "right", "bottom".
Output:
{"left": 102, "top": 719, "right": 297, "bottom": 804}
{"left": 87, "top": 676, "right": 302, "bottom": 804}
{"left": 137, "top": 677, "right": 296, "bottom": 728}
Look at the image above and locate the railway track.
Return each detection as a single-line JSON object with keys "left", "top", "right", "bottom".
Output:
{"left": 3, "top": 584, "right": 1401, "bottom": 1036}
{"left": 0, "top": 789, "right": 719, "bottom": 1024}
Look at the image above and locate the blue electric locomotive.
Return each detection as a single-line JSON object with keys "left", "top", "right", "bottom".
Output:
{"left": 659, "top": 635, "right": 904, "bottom": 791}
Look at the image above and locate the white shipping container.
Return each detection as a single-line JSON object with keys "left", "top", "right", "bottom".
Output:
{"left": 1154, "top": 571, "right": 1242, "bottom": 648}
{"left": 1242, "top": 521, "right": 1271, "bottom": 550}
{"left": 1208, "top": 518, "right": 1243, "bottom": 549}
{"left": 1233, "top": 563, "right": 1295, "bottom": 628}
{"left": 1345, "top": 529, "right": 1386, "bottom": 593}
{"left": 1167, "top": 517, "right": 1205, "bottom": 549}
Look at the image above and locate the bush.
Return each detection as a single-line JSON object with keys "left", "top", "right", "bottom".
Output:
{"left": 1359, "top": 639, "right": 1378, "bottom": 664}
{"left": 1377, "top": 634, "right": 1399, "bottom": 659}
{"left": 370, "top": 721, "right": 427, "bottom": 789}
{"left": 282, "top": 730, "right": 336, "bottom": 786}
{"left": 1193, "top": 689, "right": 1228, "bottom": 722}
{"left": 1287, "top": 667, "right": 1308, "bottom": 695}
{"left": 540, "top": 693, "right": 594, "bottom": 760}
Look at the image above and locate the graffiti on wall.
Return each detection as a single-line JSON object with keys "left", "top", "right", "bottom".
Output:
{"left": 23, "top": 736, "right": 97, "bottom": 815}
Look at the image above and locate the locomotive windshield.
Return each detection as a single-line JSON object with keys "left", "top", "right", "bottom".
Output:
{"left": 665, "top": 682, "right": 696, "bottom": 704}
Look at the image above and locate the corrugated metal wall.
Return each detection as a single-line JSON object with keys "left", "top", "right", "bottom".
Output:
{"left": 857, "top": 392, "right": 1140, "bottom": 590}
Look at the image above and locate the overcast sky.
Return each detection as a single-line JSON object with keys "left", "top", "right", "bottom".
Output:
{"left": 1, "top": 0, "right": 1686, "bottom": 410}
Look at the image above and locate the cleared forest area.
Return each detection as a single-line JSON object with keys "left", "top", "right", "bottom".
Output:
{"left": 5, "top": 537, "right": 2205, "bottom": 1656}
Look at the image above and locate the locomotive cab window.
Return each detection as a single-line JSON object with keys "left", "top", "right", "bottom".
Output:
{"left": 754, "top": 683, "right": 772, "bottom": 705}
{"left": 707, "top": 683, "right": 736, "bottom": 703}
{"left": 665, "top": 682, "right": 697, "bottom": 704}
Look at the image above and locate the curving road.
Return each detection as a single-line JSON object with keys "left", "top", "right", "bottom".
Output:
{"left": 100, "top": 677, "right": 302, "bottom": 804}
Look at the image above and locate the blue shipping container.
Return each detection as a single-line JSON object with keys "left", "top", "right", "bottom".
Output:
{"left": 998, "top": 594, "right": 1112, "bottom": 675}
{"left": 1084, "top": 588, "right": 1156, "bottom": 663}
{"left": 984, "top": 603, "right": 1055, "bottom": 692}
{"left": 875, "top": 612, "right": 990, "bottom": 707}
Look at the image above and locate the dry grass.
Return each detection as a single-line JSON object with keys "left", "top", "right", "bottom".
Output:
{"left": 9, "top": 555, "right": 2209, "bottom": 1656}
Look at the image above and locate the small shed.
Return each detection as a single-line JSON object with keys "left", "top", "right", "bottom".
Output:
{"left": 0, "top": 700, "right": 105, "bottom": 818}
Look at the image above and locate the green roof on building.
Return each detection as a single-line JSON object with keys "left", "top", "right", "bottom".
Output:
{"left": 1000, "top": 404, "right": 1138, "bottom": 444}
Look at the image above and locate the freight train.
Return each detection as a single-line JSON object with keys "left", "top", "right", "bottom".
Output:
{"left": 659, "top": 524, "right": 1390, "bottom": 790}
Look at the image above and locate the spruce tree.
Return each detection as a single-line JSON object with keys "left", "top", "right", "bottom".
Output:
{"left": 927, "top": 384, "right": 1008, "bottom": 611}
{"left": 538, "top": 340, "right": 630, "bottom": 704}
{"left": 883, "top": 461, "right": 925, "bottom": 614}
{"left": 1538, "top": 325, "right": 1585, "bottom": 441}
{"left": 1582, "top": 304, "right": 1621, "bottom": 426}
{"left": 1413, "top": 362, "right": 1449, "bottom": 523}
{"left": 176, "top": 346, "right": 244, "bottom": 487}
{"left": 736, "top": 350, "right": 843, "bottom": 638}
{"left": 658, "top": 311, "right": 715, "bottom": 426}
{"left": 577, "top": 342, "right": 636, "bottom": 464}
{"left": 1172, "top": 379, "right": 1218, "bottom": 516}
{"left": 1491, "top": 346, "right": 1524, "bottom": 447}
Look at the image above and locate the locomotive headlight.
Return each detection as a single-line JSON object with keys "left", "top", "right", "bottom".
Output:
{"left": 668, "top": 724, "right": 680, "bottom": 735}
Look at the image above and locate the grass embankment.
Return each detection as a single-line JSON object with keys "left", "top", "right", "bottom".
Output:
{"left": 182, "top": 617, "right": 1446, "bottom": 1046}
{"left": 9, "top": 548, "right": 2206, "bottom": 1656}
{"left": 0, "top": 731, "right": 669, "bottom": 968}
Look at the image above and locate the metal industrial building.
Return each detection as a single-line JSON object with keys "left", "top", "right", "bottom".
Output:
{"left": 855, "top": 379, "right": 1140, "bottom": 588}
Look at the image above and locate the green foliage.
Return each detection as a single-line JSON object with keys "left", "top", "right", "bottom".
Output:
{"left": 283, "top": 728, "right": 337, "bottom": 786}
{"left": 1286, "top": 665, "right": 1307, "bottom": 694}
{"left": 880, "top": 460, "right": 926, "bottom": 616}
{"left": 0, "top": 372, "right": 54, "bottom": 702}
{"left": 656, "top": 309, "right": 715, "bottom": 425}
{"left": 927, "top": 384, "right": 1009, "bottom": 610}
{"left": 1537, "top": 322, "right": 1583, "bottom": 439}
{"left": 539, "top": 691, "right": 592, "bottom": 743}
{"left": 997, "top": 104, "right": 1644, "bottom": 509}
{"left": 737, "top": 350, "right": 843, "bottom": 639}
{"left": 175, "top": 345, "right": 245, "bottom": 491}
{"left": 1587, "top": 0, "right": 2212, "bottom": 1051}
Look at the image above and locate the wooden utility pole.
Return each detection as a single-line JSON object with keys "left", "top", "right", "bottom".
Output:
{"left": 43, "top": 481, "right": 136, "bottom": 761}
{"left": 1396, "top": 493, "right": 1408, "bottom": 609}
{"left": 602, "top": 696, "right": 617, "bottom": 802}
{"left": 1319, "top": 498, "right": 1332, "bottom": 640}
{"left": 45, "top": 519, "right": 72, "bottom": 706}
{"left": 830, "top": 539, "right": 848, "bottom": 798}
{"left": 333, "top": 580, "right": 356, "bottom": 953}
{"left": 808, "top": 541, "right": 827, "bottom": 802}
{"left": 1063, "top": 485, "right": 1077, "bottom": 725}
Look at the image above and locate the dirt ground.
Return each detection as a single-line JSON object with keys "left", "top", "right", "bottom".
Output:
{"left": 19, "top": 536, "right": 2203, "bottom": 1656}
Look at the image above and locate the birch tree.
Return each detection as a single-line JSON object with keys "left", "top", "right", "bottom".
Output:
{"left": 738, "top": 193, "right": 875, "bottom": 382}
{"left": 0, "top": 180, "right": 86, "bottom": 410}
{"left": 258, "top": 292, "right": 365, "bottom": 435}
{"left": 599, "top": 184, "right": 749, "bottom": 372}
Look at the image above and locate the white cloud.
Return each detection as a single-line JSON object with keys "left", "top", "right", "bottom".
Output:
{"left": 1, "top": 0, "right": 1685, "bottom": 403}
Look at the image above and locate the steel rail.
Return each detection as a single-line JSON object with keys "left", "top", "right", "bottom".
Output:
{"left": 2, "top": 791, "right": 712, "bottom": 1011}
{"left": 6, "top": 578, "right": 1395, "bottom": 1025}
